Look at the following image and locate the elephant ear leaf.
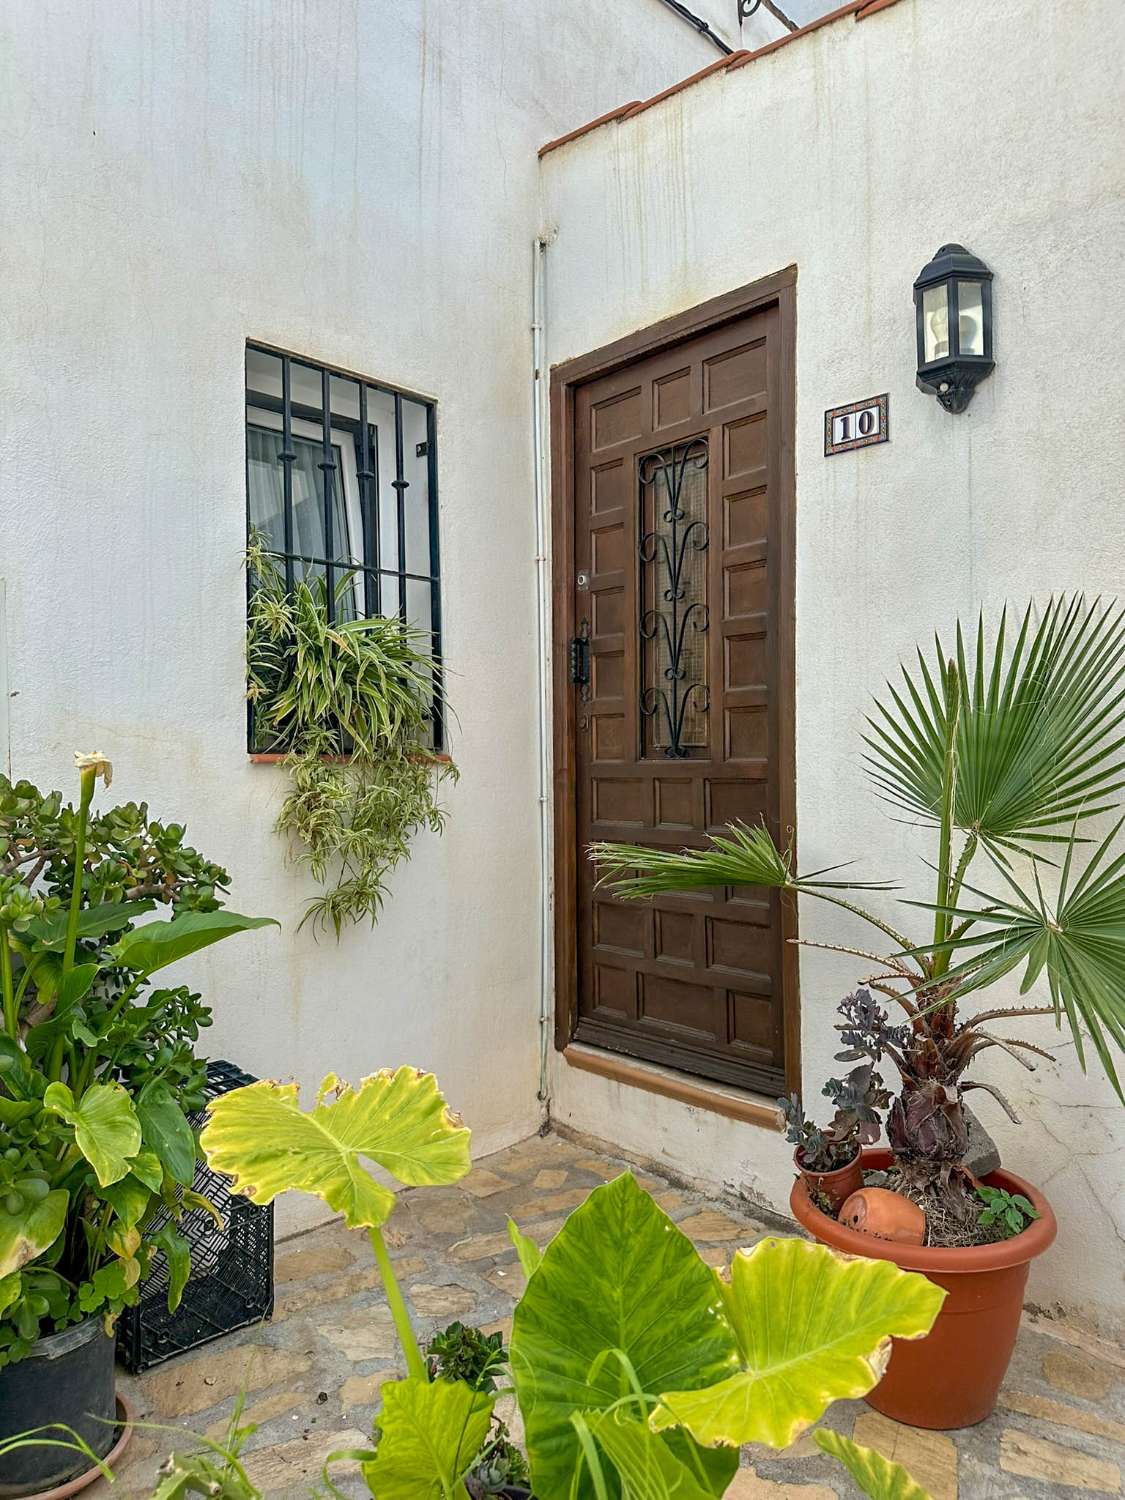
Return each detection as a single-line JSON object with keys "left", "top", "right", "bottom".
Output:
{"left": 651, "top": 1238, "right": 945, "bottom": 1450}
{"left": 360, "top": 1376, "right": 493, "bottom": 1500}
{"left": 582, "top": 1412, "right": 718, "bottom": 1499}
{"left": 110, "top": 910, "right": 278, "bottom": 976}
{"left": 200, "top": 1067, "right": 471, "bottom": 1229}
{"left": 43, "top": 1081, "right": 142, "bottom": 1187}
{"left": 509, "top": 1172, "right": 739, "bottom": 1500}
{"left": 0, "top": 1190, "right": 68, "bottom": 1277}
{"left": 815, "top": 1429, "right": 935, "bottom": 1500}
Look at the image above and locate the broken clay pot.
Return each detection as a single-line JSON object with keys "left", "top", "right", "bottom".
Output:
{"left": 838, "top": 1186, "right": 925, "bottom": 1246}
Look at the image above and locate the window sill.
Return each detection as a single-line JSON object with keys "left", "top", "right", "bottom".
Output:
{"left": 562, "top": 1044, "right": 784, "bottom": 1132}
{"left": 248, "top": 751, "right": 453, "bottom": 765}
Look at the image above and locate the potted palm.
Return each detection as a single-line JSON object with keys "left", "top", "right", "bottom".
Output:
{"left": 593, "top": 596, "right": 1125, "bottom": 1428}
{"left": 0, "top": 754, "right": 275, "bottom": 1495}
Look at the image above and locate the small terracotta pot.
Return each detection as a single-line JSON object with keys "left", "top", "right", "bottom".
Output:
{"left": 791, "top": 1147, "right": 1056, "bottom": 1430}
{"left": 793, "top": 1147, "right": 863, "bottom": 1214}
{"left": 839, "top": 1187, "right": 925, "bottom": 1246}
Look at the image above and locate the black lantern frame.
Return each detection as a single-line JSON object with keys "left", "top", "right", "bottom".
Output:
{"left": 913, "top": 243, "right": 994, "bottom": 413}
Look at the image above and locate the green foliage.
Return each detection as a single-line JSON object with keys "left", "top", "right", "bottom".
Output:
{"left": 593, "top": 597, "right": 1125, "bottom": 1199}
{"left": 426, "top": 1320, "right": 508, "bottom": 1393}
{"left": 0, "top": 758, "right": 275, "bottom": 1361}
{"left": 652, "top": 1237, "right": 945, "bottom": 1450}
{"left": 509, "top": 1172, "right": 742, "bottom": 1499}
{"left": 361, "top": 1376, "right": 495, "bottom": 1500}
{"left": 246, "top": 542, "right": 457, "bottom": 935}
{"left": 814, "top": 1430, "right": 933, "bottom": 1500}
{"left": 200, "top": 1069, "right": 472, "bottom": 1230}
{"left": 976, "top": 1184, "right": 1040, "bottom": 1238}
{"left": 202, "top": 1074, "right": 934, "bottom": 1500}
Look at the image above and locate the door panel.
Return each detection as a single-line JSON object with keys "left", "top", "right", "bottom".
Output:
{"left": 569, "top": 302, "right": 792, "bottom": 1094}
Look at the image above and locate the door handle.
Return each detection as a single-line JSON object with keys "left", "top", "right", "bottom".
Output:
{"left": 569, "top": 618, "right": 591, "bottom": 700}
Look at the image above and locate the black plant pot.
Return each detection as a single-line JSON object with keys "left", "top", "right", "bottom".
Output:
{"left": 0, "top": 1318, "right": 116, "bottom": 1497}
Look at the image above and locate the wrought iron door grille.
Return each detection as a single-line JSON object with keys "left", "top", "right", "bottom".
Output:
{"left": 245, "top": 343, "right": 444, "bottom": 748}
{"left": 639, "top": 437, "right": 710, "bottom": 758}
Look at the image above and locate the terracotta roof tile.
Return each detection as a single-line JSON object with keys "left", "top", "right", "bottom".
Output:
{"left": 539, "top": 0, "right": 908, "bottom": 158}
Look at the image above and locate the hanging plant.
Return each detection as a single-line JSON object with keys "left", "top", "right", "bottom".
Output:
{"left": 246, "top": 541, "right": 457, "bottom": 936}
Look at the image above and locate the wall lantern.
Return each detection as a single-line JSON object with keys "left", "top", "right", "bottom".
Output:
{"left": 913, "top": 244, "right": 994, "bottom": 413}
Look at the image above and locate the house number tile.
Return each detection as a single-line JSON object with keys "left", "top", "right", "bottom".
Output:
{"left": 824, "top": 393, "right": 889, "bottom": 456}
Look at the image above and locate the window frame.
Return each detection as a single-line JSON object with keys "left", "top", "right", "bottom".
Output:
{"left": 245, "top": 341, "right": 444, "bottom": 750}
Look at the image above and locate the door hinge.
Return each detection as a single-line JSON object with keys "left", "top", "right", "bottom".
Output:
{"left": 569, "top": 619, "right": 591, "bottom": 699}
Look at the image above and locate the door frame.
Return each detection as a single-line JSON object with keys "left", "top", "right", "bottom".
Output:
{"left": 550, "top": 265, "right": 801, "bottom": 1098}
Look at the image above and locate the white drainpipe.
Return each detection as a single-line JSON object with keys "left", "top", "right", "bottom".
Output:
{"left": 531, "top": 236, "right": 554, "bottom": 1111}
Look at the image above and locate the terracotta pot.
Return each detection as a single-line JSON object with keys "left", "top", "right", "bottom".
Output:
{"left": 793, "top": 1147, "right": 863, "bottom": 1214}
{"left": 791, "top": 1147, "right": 1057, "bottom": 1430}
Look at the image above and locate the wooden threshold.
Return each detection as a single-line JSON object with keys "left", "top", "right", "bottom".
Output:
{"left": 562, "top": 1044, "right": 784, "bottom": 1132}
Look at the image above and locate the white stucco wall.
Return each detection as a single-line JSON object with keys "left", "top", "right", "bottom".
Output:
{"left": 0, "top": 0, "right": 729, "bottom": 1233}
{"left": 541, "top": 0, "right": 1125, "bottom": 1330}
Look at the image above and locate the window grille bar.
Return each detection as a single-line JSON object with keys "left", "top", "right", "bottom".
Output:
{"left": 356, "top": 381, "right": 380, "bottom": 618}
{"left": 257, "top": 548, "right": 436, "bottom": 587}
{"left": 320, "top": 368, "right": 335, "bottom": 623}
{"left": 279, "top": 357, "right": 295, "bottom": 594}
{"left": 426, "top": 402, "right": 445, "bottom": 750}
{"left": 392, "top": 392, "right": 407, "bottom": 623}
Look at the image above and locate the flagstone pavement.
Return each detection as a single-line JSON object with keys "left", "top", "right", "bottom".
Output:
{"left": 93, "top": 1131, "right": 1125, "bottom": 1499}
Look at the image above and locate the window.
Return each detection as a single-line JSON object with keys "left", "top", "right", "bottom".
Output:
{"left": 244, "top": 344, "right": 443, "bottom": 741}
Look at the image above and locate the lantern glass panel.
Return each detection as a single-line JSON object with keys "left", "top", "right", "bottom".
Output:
{"left": 957, "top": 281, "right": 985, "bottom": 356}
{"left": 922, "top": 283, "right": 950, "bottom": 362}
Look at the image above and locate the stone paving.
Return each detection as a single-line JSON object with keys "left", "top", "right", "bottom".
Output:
{"left": 95, "top": 1131, "right": 1125, "bottom": 1499}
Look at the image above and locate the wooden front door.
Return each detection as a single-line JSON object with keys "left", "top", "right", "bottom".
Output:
{"left": 554, "top": 275, "right": 797, "bottom": 1096}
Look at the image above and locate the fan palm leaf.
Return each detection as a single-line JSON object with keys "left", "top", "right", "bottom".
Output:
{"left": 863, "top": 596, "right": 1125, "bottom": 854}
{"left": 909, "top": 824, "right": 1125, "bottom": 1099}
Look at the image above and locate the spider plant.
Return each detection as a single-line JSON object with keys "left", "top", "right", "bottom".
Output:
{"left": 246, "top": 539, "right": 457, "bottom": 935}
{"left": 593, "top": 596, "right": 1125, "bottom": 1213}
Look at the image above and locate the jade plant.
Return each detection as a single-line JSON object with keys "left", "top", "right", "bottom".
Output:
{"left": 0, "top": 754, "right": 275, "bottom": 1362}
{"left": 200, "top": 1067, "right": 942, "bottom": 1499}
{"left": 246, "top": 540, "right": 457, "bottom": 936}
{"left": 593, "top": 596, "right": 1125, "bottom": 1222}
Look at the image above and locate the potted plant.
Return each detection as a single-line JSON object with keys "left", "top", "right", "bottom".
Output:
{"left": 0, "top": 754, "right": 275, "bottom": 1496}
{"left": 200, "top": 1067, "right": 941, "bottom": 1498}
{"left": 593, "top": 596, "right": 1125, "bottom": 1428}
{"left": 779, "top": 1059, "right": 890, "bottom": 1212}
{"left": 246, "top": 541, "right": 458, "bottom": 936}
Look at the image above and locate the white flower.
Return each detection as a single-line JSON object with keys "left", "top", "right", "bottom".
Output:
{"left": 73, "top": 751, "right": 113, "bottom": 787}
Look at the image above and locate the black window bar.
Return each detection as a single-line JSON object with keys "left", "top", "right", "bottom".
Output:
{"left": 244, "top": 342, "right": 444, "bottom": 749}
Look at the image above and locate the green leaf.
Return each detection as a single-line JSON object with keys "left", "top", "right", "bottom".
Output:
{"left": 651, "top": 1238, "right": 945, "bottom": 1450}
{"left": 924, "top": 824, "right": 1125, "bottom": 1096}
{"left": 510, "top": 1173, "right": 740, "bottom": 1500}
{"left": 149, "top": 1225, "right": 192, "bottom": 1314}
{"left": 200, "top": 1068, "right": 471, "bottom": 1228}
{"left": 110, "top": 910, "right": 278, "bottom": 976}
{"left": 137, "top": 1080, "right": 196, "bottom": 1185}
{"left": 43, "top": 1081, "right": 141, "bottom": 1187}
{"left": 815, "top": 1429, "right": 934, "bottom": 1500}
{"left": 129, "top": 1148, "right": 164, "bottom": 1193}
{"left": 863, "top": 597, "right": 1125, "bottom": 851}
{"left": 591, "top": 821, "right": 890, "bottom": 904}
{"left": 56, "top": 963, "right": 100, "bottom": 1009}
{"left": 0, "top": 1099, "right": 37, "bottom": 1127}
{"left": 100, "top": 1174, "right": 154, "bottom": 1230}
{"left": 507, "top": 1217, "right": 542, "bottom": 1280}
{"left": 584, "top": 1412, "right": 717, "bottom": 1500}
{"left": 25, "top": 900, "right": 155, "bottom": 950}
{"left": 0, "top": 1189, "right": 67, "bottom": 1277}
{"left": 359, "top": 1376, "right": 493, "bottom": 1499}
{"left": 0, "top": 1273, "right": 21, "bottom": 1317}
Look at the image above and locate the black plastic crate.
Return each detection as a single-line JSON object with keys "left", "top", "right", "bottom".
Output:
{"left": 117, "top": 1060, "right": 274, "bottom": 1373}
